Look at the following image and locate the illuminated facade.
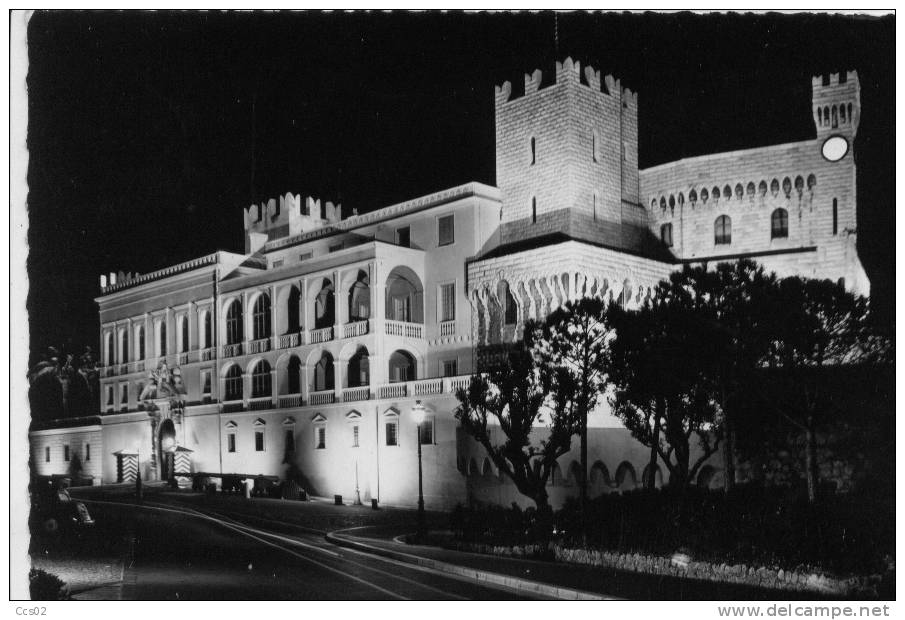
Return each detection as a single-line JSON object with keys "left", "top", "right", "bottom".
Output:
{"left": 30, "top": 60, "right": 868, "bottom": 509}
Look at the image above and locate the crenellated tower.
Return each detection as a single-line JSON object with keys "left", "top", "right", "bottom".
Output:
{"left": 494, "top": 58, "right": 649, "bottom": 251}
{"left": 812, "top": 70, "right": 860, "bottom": 140}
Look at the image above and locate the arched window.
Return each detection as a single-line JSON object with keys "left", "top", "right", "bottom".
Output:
{"left": 203, "top": 312, "right": 212, "bottom": 349}
{"left": 758, "top": 180, "right": 768, "bottom": 196}
{"left": 832, "top": 198, "right": 838, "bottom": 235}
{"left": 120, "top": 330, "right": 129, "bottom": 363}
{"left": 226, "top": 300, "right": 243, "bottom": 345}
{"left": 137, "top": 326, "right": 145, "bottom": 360}
{"left": 314, "top": 279, "right": 335, "bottom": 330}
{"left": 831, "top": 105, "right": 838, "bottom": 128}
{"left": 531, "top": 197, "right": 537, "bottom": 223}
{"left": 159, "top": 322, "right": 167, "bottom": 356}
{"left": 770, "top": 178, "right": 780, "bottom": 196}
{"left": 840, "top": 104, "right": 846, "bottom": 123}
{"left": 714, "top": 215, "right": 732, "bottom": 245}
{"left": 253, "top": 294, "right": 271, "bottom": 341}
{"left": 504, "top": 287, "right": 518, "bottom": 326}
{"left": 847, "top": 103, "right": 852, "bottom": 124}
{"left": 817, "top": 107, "right": 823, "bottom": 126}
{"left": 287, "top": 356, "right": 301, "bottom": 394}
{"left": 734, "top": 183, "right": 743, "bottom": 200}
{"left": 700, "top": 188, "right": 709, "bottom": 203}
{"left": 591, "top": 131, "right": 598, "bottom": 162}
{"left": 106, "top": 333, "right": 115, "bottom": 365}
{"left": 314, "top": 352, "right": 334, "bottom": 392}
{"left": 252, "top": 360, "right": 271, "bottom": 398}
{"left": 771, "top": 208, "right": 789, "bottom": 239}
{"left": 689, "top": 189, "right": 698, "bottom": 204}
{"left": 782, "top": 177, "right": 792, "bottom": 197}
{"left": 660, "top": 222, "right": 673, "bottom": 247}
{"left": 388, "top": 350, "right": 416, "bottom": 383}
{"left": 712, "top": 186, "right": 720, "bottom": 201}
{"left": 530, "top": 137, "right": 536, "bottom": 165}
{"left": 348, "top": 271, "right": 371, "bottom": 322}
{"left": 807, "top": 174, "right": 817, "bottom": 191}
{"left": 723, "top": 185, "right": 732, "bottom": 201}
{"left": 180, "top": 316, "right": 189, "bottom": 353}
{"left": 348, "top": 347, "right": 370, "bottom": 388}
{"left": 286, "top": 286, "right": 301, "bottom": 333}
{"left": 225, "top": 365, "right": 243, "bottom": 401}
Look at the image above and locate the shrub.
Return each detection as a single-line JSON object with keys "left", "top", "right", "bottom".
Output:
{"left": 29, "top": 569, "right": 69, "bottom": 600}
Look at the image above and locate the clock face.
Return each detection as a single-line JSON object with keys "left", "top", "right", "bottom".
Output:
{"left": 822, "top": 136, "right": 849, "bottom": 162}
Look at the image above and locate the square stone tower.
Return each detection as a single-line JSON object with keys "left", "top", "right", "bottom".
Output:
{"left": 495, "top": 58, "right": 647, "bottom": 250}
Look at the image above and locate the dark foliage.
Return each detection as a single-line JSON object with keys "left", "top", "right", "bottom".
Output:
{"left": 28, "top": 568, "right": 70, "bottom": 601}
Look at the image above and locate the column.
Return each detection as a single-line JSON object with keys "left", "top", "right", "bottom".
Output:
{"left": 126, "top": 318, "right": 133, "bottom": 363}
{"left": 187, "top": 302, "right": 196, "bottom": 354}
{"left": 270, "top": 283, "right": 278, "bottom": 350}
{"left": 333, "top": 269, "right": 342, "bottom": 339}
{"left": 300, "top": 364, "right": 309, "bottom": 404}
{"left": 242, "top": 291, "right": 250, "bottom": 348}
{"left": 369, "top": 260, "right": 386, "bottom": 397}
{"left": 270, "top": 367, "right": 279, "bottom": 406}
{"left": 144, "top": 313, "right": 152, "bottom": 368}
{"left": 242, "top": 371, "right": 251, "bottom": 406}
{"left": 300, "top": 278, "right": 309, "bottom": 336}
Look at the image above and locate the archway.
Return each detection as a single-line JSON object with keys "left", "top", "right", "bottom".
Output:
{"left": 313, "top": 278, "right": 335, "bottom": 330}
{"left": 347, "top": 346, "right": 370, "bottom": 388}
{"left": 385, "top": 266, "right": 424, "bottom": 323}
{"left": 388, "top": 349, "right": 416, "bottom": 382}
{"left": 158, "top": 418, "right": 177, "bottom": 480}
{"left": 348, "top": 270, "right": 371, "bottom": 323}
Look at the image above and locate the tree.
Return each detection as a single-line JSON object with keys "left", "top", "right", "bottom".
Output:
{"left": 27, "top": 345, "right": 99, "bottom": 422}
{"left": 534, "top": 298, "right": 611, "bottom": 532}
{"left": 607, "top": 277, "right": 721, "bottom": 491}
{"left": 764, "top": 277, "right": 892, "bottom": 503}
{"left": 698, "top": 260, "right": 780, "bottom": 492}
{"left": 455, "top": 324, "right": 582, "bottom": 534}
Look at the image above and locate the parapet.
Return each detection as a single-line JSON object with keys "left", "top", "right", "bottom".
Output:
{"left": 495, "top": 56, "right": 637, "bottom": 107}
{"left": 811, "top": 70, "right": 859, "bottom": 91}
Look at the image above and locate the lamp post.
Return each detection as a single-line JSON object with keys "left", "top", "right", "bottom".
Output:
{"left": 411, "top": 400, "right": 426, "bottom": 542}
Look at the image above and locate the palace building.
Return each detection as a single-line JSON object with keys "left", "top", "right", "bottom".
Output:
{"left": 29, "top": 59, "right": 869, "bottom": 509}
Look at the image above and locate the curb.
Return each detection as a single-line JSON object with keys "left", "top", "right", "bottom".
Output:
{"left": 325, "top": 531, "right": 615, "bottom": 601}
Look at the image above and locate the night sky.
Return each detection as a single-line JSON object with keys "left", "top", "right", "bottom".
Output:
{"left": 24, "top": 11, "right": 895, "bottom": 366}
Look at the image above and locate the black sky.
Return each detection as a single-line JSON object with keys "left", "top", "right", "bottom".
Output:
{"left": 25, "top": 11, "right": 895, "bottom": 365}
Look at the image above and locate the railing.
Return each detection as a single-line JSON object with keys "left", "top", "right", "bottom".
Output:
{"left": 221, "top": 400, "right": 244, "bottom": 413}
{"left": 127, "top": 360, "right": 145, "bottom": 374}
{"left": 440, "top": 321, "right": 456, "bottom": 337}
{"left": 101, "top": 366, "right": 116, "bottom": 377}
{"left": 248, "top": 396, "right": 274, "bottom": 411}
{"left": 278, "top": 332, "right": 304, "bottom": 349}
{"left": 343, "top": 386, "right": 371, "bottom": 402}
{"left": 309, "top": 326, "right": 334, "bottom": 344}
{"left": 343, "top": 321, "right": 369, "bottom": 339}
{"left": 278, "top": 393, "right": 302, "bottom": 408}
{"left": 200, "top": 347, "right": 215, "bottom": 362}
{"left": 178, "top": 353, "right": 189, "bottom": 366}
{"left": 379, "top": 383, "right": 408, "bottom": 399}
{"left": 385, "top": 320, "right": 424, "bottom": 339}
{"left": 248, "top": 338, "right": 271, "bottom": 354}
{"left": 413, "top": 378, "right": 443, "bottom": 396}
{"left": 308, "top": 390, "right": 335, "bottom": 405}
{"left": 118, "top": 364, "right": 128, "bottom": 375}
{"left": 446, "top": 375, "right": 471, "bottom": 394}
{"left": 222, "top": 343, "right": 244, "bottom": 358}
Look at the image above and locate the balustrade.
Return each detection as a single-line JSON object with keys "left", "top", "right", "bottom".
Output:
{"left": 248, "top": 338, "right": 272, "bottom": 354}
{"left": 221, "top": 400, "right": 244, "bottom": 413}
{"left": 200, "top": 347, "right": 215, "bottom": 362}
{"left": 343, "top": 321, "right": 369, "bottom": 339}
{"left": 342, "top": 386, "right": 371, "bottom": 402}
{"left": 248, "top": 396, "right": 274, "bottom": 411}
{"left": 308, "top": 390, "right": 335, "bottom": 405}
{"left": 378, "top": 383, "right": 408, "bottom": 399}
{"left": 413, "top": 378, "right": 443, "bottom": 396}
{"left": 222, "top": 343, "right": 244, "bottom": 358}
{"left": 278, "top": 332, "right": 304, "bottom": 349}
{"left": 439, "top": 321, "right": 456, "bottom": 337}
{"left": 309, "top": 326, "right": 334, "bottom": 344}
{"left": 278, "top": 393, "right": 302, "bottom": 408}
{"left": 384, "top": 320, "right": 423, "bottom": 339}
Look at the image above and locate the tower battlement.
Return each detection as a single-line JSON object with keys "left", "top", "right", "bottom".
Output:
{"left": 243, "top": 192, "right": 342, "bottom": 253}
{"left": 494, "top": 57, "right": 637, "bottom": 108}
{"left": 811, "top": 70, "right": 860, "bottom": 137}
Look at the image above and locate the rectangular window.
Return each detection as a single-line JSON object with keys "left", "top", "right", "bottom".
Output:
{"left": 121, "top": 383, "right": 129, "bottom": 404}
{"left": 329, "top": 243, "right": 343, "bottom": 253}
{"left": 439, "top": 283, "right": 456, "bottom": 322}
{"left": 285, "top": 430, "right": 295, "bottom": 453}
{"left": 85, "top": 444, "right": 91, "bottom": 462}
{"left": 227, "top": 433, "right": 236, "bottom": 453}
{"left": 316, "top": 426, "right": 326, "bottom": 450}
{"left": 106, "top": 386, "right": 114, "bottom": 406}
{"left": 201, "top": 370, "right": 212, "bottom": 397}
{"left": 255, "top": 431, "right": 265, "bottom": 452}
{"left": 273, "top": 259, "right": 284, "bottom": 269}
{"left": 352, "top": 425, "right": 359, "bottom": 448}
{"left": 64, "top": 445, "right": 70, "bottom": 462}
{"left": 386, "top": 420, "right": 399, "bottom": 446}
{"left": 45, "top": 446, "right": 50, "bottom": 463}
{"left": 442, "top": 359, "right": 458, "bottom": 377}
{"left": 419, "top": 420, "right": 434, "bottom": 445}
{"left": 396, "top": 226, "right": 410, "bottom": 248}
{"left": 299, "top": 252, "right": 313, "bottom": 262}
{"left": 438, "top": 215, "right": 454, "bottom": 246}
{"left": 660, "top": 223, "right": 673, "bottom": 247}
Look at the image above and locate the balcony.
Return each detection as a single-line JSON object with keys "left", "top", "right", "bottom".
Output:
{"left": 309, "top": 326, "right": 334, "bottom": 344}
{"left": 248, "top": 396, "right": 273, "bottom": 411}
{"left": 127, "top": 360, "right": 145, "bottom": 374}
{"left": 343, "top": 320, "right": 369, "bottom": 339}
{"left": 278, "top": 393, "right": 302, "bottom": 408}
{"left": 248, "top": 338, "right": 272, "bottom": 354}
{"left": 222, "top": 343, "right": 244, "bottom": 358}
{"left": 200, "top": 347, "right": 216, "bottom": 361}
{"left": 342, "top": 386, "right": 370, "bottom": 403}
{"left": 178, "top": 352, "right": 189, "bottom": 365}
{"left": 308, "top": 390, "right": 335, "bottom": 405}
{"left": 440, "top": 321, "right": 456, "bottom": 337}
{"left": 385, "top": 320, "right": 423, "bottom": 339}
{"left": 101, "top": 366, "right": 117, "bottom": 378}
{"left": 278, "top": 332, "right": 305, "bottom": 349}
{"left": 378, "top": 375, "right": 471, "bottom": 400}
{"left": 221, "top": 400, "right": 244, "bottom": 413}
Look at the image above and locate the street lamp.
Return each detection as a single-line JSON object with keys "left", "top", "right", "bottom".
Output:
{"left": 411, "top": 400, "right": 426, "bottom": 541}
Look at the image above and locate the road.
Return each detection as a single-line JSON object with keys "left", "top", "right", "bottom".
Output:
{"left": 77, "top": 497, "right": 536, "bottom": 600}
